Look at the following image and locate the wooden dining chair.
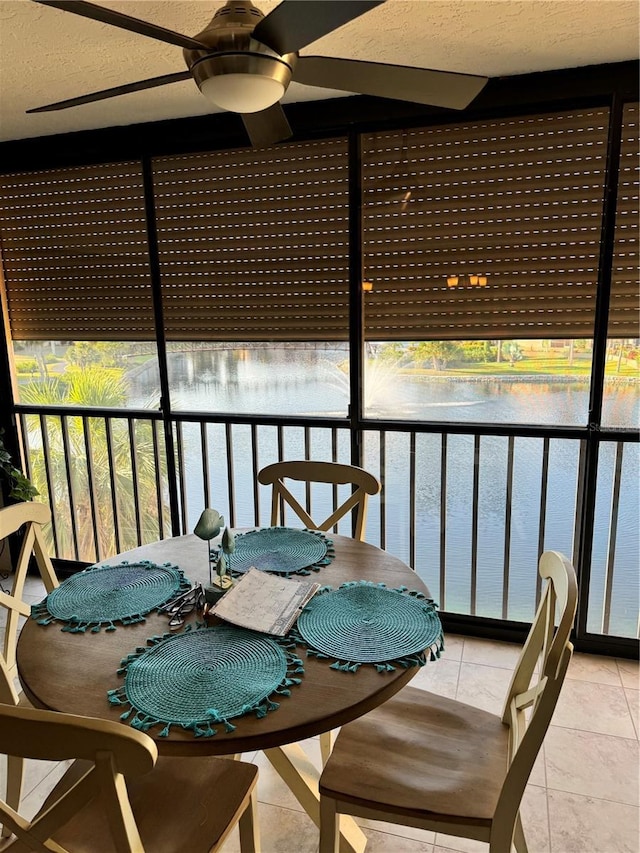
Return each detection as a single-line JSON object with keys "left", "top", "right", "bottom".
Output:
{"left": 0, "top": 501, "right": 59, "bottom": 836}
{"left": 0, "top": 700, "right": 260, "bottom": 853}
{"left": 257, "top": 460, "right": 381, "bottom": 541}
{"left": 319, "top": 550, "right": 578, "bottom": 853}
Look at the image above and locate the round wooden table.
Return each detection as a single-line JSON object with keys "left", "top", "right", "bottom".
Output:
{"left": 18, "top": 532, "right": 434, "bottom": 853}
{"left": 18, "top": 532, "right": 431, "bottom": 756}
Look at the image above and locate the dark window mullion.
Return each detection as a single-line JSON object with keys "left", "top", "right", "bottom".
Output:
{"left": 141, "top": 155, "right": 180, "bottom": 537}
{"left": 576, "top": 93, "right": 626, "bottom": 642}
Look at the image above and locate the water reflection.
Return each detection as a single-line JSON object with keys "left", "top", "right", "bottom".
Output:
{"left": 160, "top": 347, "right": 349, "bottom": 415}
{"left": 129, "top": 346, "right": 640, "bottom": 429}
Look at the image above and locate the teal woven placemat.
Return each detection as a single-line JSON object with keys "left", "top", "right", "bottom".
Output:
{"left": 227, "top": 527, "right": 334, "bottom": 577}
{"left": 108, "top": 624, "right": 305, "bottom": 737}
{"left": 32, "top": 561, "right": 191, "bottom": 633}
{"left": 293, "top": 581, "right": 444, "bottom": 672}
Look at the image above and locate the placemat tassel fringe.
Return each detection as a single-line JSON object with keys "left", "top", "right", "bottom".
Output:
{"left": 239, "top": 696, "right": 281, "bottom": 719}
{"left": 330, "top": 660, "right": 362, "bottom": 672}
{"left": 306, "top": 649, "right": 331, "bottom": 660}
{"left": 205, "top": 709, "right": 237, "bottom": 734}
{"left": 31, "top": 601, "right": 55, "bottom": 625}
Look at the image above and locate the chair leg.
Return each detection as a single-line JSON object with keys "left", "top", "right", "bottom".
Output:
{"left": 513, "top": 811, "right": 529, "bottom": 853}
{"left": 319, "top": 731, "right": 333, "bottom": 766}
{"left": 2, "top": 756, "right": 23, "bottom": 838}
{"left": 319, "top": 795, "right": 340, "bottom": 853}
{"left": 238, "top": 788, "right": 260, "bottom": 853}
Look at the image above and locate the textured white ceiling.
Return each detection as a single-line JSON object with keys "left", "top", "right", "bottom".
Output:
{"left": 0, "top": 0, "right": 638, "bottom": 143}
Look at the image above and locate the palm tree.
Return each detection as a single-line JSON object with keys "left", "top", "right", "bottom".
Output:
{"left": 20, "top": 367, "right": 169, "bottom": 562}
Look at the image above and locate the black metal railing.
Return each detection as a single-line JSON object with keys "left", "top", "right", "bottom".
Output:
{"left": 14, "top": 405, "right": 639, "bottom": 650}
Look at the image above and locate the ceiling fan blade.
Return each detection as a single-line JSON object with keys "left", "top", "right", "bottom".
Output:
{"left": 32, "top": 0, "right": 209, "bottom": 50}
{"left": 26, "top": 71, "right": 192, "bottom": 113}
{"left": 253, "top": 0, "right": 384, "bottom": 56}
{"left": 295, "top": 56, "right": 488, "bottom": 111}
{"left": 242, "top": 103, "right": 293, "bottom": 148}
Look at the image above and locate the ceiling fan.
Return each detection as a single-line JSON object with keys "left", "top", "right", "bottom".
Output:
{"left": 28, "top": 0, "right": 489, "bottom": 148}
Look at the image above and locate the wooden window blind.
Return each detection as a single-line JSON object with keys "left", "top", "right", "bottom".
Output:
{"left": 361, "top": 108, "right": 629, "bottom": 341}
{"left": 0, "top": 161, "right": 154, "bottom": 341}
{"left": 151, "top": 137, "right": 350, "bottom": 342}
{"left": 610, "top": 101, "right": 639, "bottom": 339}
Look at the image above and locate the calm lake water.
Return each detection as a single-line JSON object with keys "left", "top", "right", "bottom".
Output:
{"left": 128, "top": 348, "right": 639, "bottom": 637}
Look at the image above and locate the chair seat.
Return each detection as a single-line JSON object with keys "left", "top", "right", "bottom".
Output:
{"left": 29, "top": 754, "right": 258, "bottom": 853}
{"left": 319, "top": 686, "right": 509, "bottom": 827}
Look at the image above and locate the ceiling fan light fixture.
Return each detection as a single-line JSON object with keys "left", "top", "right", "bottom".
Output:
{"left": 192, "top": 52, "right": 294, "bottom": 114}
{"left": 200, "top": 73, "right": 283, "bottom": 112}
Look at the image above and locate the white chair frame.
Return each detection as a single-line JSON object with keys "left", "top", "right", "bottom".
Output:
{"left": 0, "top": 700, "right": 260, "bottom": 853}
{"left": 0, "top": 501, "right": 59, "bottom": 837}
{"left": 319, "top": 550, "right": 578, "bottom": 853}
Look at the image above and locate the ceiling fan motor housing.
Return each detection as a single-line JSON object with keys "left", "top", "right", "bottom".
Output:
{"left": 184, "top": 0, "right": 297, "bottom": 109}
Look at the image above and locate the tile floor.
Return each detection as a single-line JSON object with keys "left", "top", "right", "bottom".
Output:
{"left": 2, "top": 574, "right": 638, "bottom": 853}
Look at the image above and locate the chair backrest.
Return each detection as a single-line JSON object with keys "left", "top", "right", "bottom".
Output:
{"left": 0, "top": 502, "right": 58, "bottom": 695}
{"left": 0, "top": 700, "right": 156, "bottom": 852}
{"left": 257, "top": 461, "right": 381, "bottom": 540}
{"left": 493, "top": 550, "right": 577, "bottom": 849}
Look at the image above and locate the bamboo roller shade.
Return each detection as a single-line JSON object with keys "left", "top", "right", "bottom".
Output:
{"left": 0, "top": 106, "right": 637, "bottom": 342}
